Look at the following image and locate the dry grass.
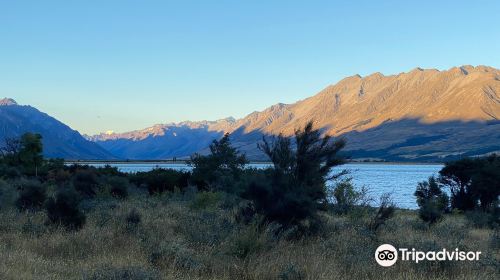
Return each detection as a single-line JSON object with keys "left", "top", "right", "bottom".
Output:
{"left": 0, "top": 192, "right": 498, "bottom": 280}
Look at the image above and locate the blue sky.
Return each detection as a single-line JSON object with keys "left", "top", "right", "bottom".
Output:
{"left": 1, "top": 0, "right": 499, "bottom": 135}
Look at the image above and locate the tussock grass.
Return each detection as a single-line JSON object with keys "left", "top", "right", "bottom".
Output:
{"left": 0, "top": 194, "right": 498, "bottom": 280}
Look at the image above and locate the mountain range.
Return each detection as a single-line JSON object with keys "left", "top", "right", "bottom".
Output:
{"left": 2, "top": 65, "right": 500, "bottom": 161}
{"left": 0, "top": 99, "right": 115, "bottom": 159}
{"left": 92, "top": 65, "right": 500, "bottom": 161}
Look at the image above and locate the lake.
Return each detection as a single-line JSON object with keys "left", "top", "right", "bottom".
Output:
{"left": 75, "top": 162, "right": 443, "bottom": 209}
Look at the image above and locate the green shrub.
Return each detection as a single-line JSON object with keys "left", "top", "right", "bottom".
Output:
{"left": 190, "top": 191, "right": 222, "bottom": 211}
{"left": 45, "top": 188, "right": 86, "bottom": 230}
{"left": 418, "top": 202, "right": 444, "bottom": 225}
{"left": 15, "top": 179, "right": 46, "bottom": 211}
{"left": 190, "top": 133, "right": 247, "bottom": 191}
{"left": 415, "top": 176, "right": 449, "bottom": 224}
{"left": 331, "top": 179, "right": 370, "bottom": 215}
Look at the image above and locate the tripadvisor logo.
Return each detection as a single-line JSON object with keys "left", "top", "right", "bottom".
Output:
{"left": 375, "top": 244, "right": 398, "bottom": 267}
{"left": 375, "top": 244, "right": 481, "bottom": 267}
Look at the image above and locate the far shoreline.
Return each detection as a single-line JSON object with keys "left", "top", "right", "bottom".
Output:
{"left": 64, "top": 159, "right": 445, "bottom": 166}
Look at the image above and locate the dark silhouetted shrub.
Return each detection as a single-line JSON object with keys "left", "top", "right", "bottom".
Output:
{"left": 244, "top": 121, "right": 347, "bottom": 235}
{"left": 439, "top": 155, "right": 500, "bottom": 212}
{"left": 96, "top": 164, "right": 122, "bottom": 177}
{"left": 0, "top": 164, "right": 22, "bottom": 179}
{"left": 73, "top": 169, "right": 100, "bottom": 197}
{"left": 48, "top": 169, "right": 72, "bottom": 186}
{"left": 130, "top": 168, "right": 189, "bottom": 194}
{"left": 15, "top": 179, "right": 46, "bottom": 211}
{"left": 46, "top": 188, "right": 86, "bottom": 230}
{"left": 106, "top": 176, "right": 130, "bottom": 198}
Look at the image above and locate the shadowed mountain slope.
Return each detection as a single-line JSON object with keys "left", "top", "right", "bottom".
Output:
{"left": 0, "top": 99, "right": 116, "bottom": 159}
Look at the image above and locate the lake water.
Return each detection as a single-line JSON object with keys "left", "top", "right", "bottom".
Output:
{"left": 78, "top": 162, "right": 443, "bottom": 209}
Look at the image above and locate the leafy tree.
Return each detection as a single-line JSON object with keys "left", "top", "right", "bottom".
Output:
{"left": 19, "top": 133, "right": 44, "bottom": 176}
{"left": 244, "top": 121, "right": 347, "bottom": 234}
{"left": 0, "top": 133, "right": 44, "bottom": 176}
{"left": 190, "top": 133, "right": 248, "bottom": 191}
{"left": 439, "top": 158, "right": 477, "bottom": 211}
{"left": 470, "top": 156, "right": 500, "bottom": 211}
{"left": 414, "top": 176, "right": 449, "bottom": 224}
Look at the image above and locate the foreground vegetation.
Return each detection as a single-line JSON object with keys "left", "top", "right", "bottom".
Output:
{"left": 0, "top": 127, "right": 498, "bottom": 279}
{"left": 0, "top": 191, "right": 498, "bottom": 280}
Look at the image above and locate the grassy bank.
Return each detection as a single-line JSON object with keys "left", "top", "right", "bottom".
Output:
{"left": 0, "top": 189, "right": 498, "bottom": 280}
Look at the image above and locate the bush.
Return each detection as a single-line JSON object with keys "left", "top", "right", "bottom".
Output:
{"left": 96, "top": 164, "right": 122, "bottom": 177}
{"left": 130, "top": 169, "right": 189, "bottom": 195}
{"left": 73, "top": 169, "right": 100, "bottom": 197}
{"left": 244, "top": 121, "right": 347, "bottom": 235}
{"left": 48, "top": 169, "right": 72, "bottom": 186}
{"left": 418, "top": 202, "right": 444, "bottom": 225}
{"left": 0, "top": 164, "right": 22, "bottom": 179}
{"left": 190, "top": 133, "right": 247, "bottom": 191}
{"left": 106, "top": 176, "right": 130, "bottom": 199}
{"left": 415, "top": 176, "right": 449, "bottom": 224}
{"left": 331, "top": 179, "right": 369, "bottom": 215}
{"left": 15, "top": 179, "right": 46, "bottom": 211}
{"left": 45, "top": 188, "right": 86, "bottom": 230}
